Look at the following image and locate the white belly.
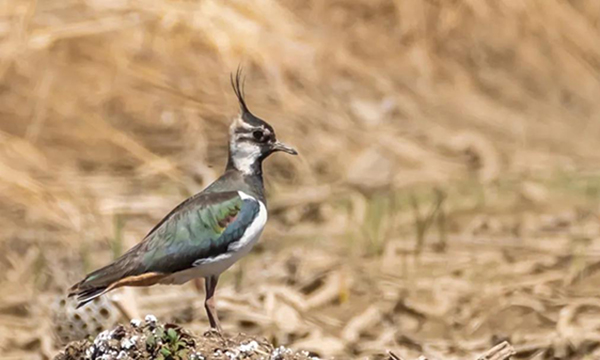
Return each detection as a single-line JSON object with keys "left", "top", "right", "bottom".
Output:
{"left": 160, "top": 191, "right": 267, "bottom": 285}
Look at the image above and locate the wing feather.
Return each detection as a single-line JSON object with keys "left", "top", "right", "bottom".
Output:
{"left": 69, "top": 191, "right": 261, "bottom": 305}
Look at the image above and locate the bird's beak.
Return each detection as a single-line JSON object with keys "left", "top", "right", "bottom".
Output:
{"left": 272, "top": 141, "right": 298, "bottom": 155}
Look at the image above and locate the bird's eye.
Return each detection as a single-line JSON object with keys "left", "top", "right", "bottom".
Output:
{"left": 252, "top": 130, "right": 264, "bottom": 141}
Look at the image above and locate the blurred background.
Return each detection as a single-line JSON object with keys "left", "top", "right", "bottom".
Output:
{"left": 2, "top": 0, "right": 600, "bottom": 359}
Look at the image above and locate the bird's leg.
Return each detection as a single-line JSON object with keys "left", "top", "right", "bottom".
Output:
{"left": 204, "top": 275, "right": 222, "bottom": 333}
{"left": 193, "top": 278, "right": 203, "bottom": 292}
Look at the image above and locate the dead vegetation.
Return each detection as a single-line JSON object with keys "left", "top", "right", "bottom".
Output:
{"left": 2, "top": 0, "right": 600, "bottom": 359}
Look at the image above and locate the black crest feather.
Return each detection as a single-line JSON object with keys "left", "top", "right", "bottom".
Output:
{"left": 229, "top": 66, "right": 269, "bottom": 128}
{"left": 230, "top": 66, "right": 248, "bottom": 113}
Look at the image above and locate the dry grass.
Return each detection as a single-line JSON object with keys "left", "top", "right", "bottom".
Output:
{"left": 1, "top": 0, "right": 600, "bottom": 359}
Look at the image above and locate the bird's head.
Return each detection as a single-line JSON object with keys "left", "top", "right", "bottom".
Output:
{"left": 227, "top": 69, "right": 297, "bottom": 175}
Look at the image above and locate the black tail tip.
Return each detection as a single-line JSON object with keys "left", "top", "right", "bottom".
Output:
{"left": 66, "top": 285, "right": 108, "bottom": 309}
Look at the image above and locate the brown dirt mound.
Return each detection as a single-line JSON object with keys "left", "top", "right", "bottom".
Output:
{"left": 55, "top": 316, "right": 318, "bottom": 360}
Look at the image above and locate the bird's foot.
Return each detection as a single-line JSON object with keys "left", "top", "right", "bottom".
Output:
{"left": 204, "top": 327, "right": 224, "bottom": 339}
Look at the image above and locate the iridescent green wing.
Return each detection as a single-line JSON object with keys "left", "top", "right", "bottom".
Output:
{"left": 79, "top": 191, "right": 260, "bottom": 288}
{"left": 138, "top": 190, "right": 260, "bottom": 274}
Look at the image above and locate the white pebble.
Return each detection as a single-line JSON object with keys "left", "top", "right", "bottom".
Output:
{"left": 190, "top": 353, "right": 205, "bottom": 360}
{"left": 94, "top": 330, "right": 111, "bottom": 346}
{"left": 120, "top": 336, "right": 138, "bottom": 350}
{"left": 144, "top": 314, "right": 157, "bottom": 324}
{"left": 130, "top": 318, "right": 142, "bottom": 328}
{"left": 271, "top": 346, "right": 293, "bottom": 359}
{"left": 225, "top": 349, "right": 239, "bottom": 360}
{"left": 85, "top": 345, "right": 96, "bottom": 358}
{"left": 239, "top": 340, "right": 259, "bottom": 354}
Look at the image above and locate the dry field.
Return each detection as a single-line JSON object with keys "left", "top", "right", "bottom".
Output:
{"left": 2, "top": 0, "right": 600, "bottom": 359}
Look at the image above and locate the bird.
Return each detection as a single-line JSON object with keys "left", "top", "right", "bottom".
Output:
{"left": 68, "top": 69, "right": 297, "bottom": 333}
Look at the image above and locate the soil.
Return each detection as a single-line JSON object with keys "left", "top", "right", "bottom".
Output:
{"left": 55, "top": 316, "right": 317, "bottom": 360}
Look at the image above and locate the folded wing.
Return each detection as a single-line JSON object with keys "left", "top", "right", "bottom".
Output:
{"left": 69, "top": 190, "right": 260, "bottom": 307}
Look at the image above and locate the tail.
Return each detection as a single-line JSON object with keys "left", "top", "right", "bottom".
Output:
{"left": 68, "top": 261, "right": 133, "bottom": 308}
{"left": 68, "top": 253, "right": 165, "bottom": 308}
{"left": 68, "top": 283, "right": 110, "bottom": 308}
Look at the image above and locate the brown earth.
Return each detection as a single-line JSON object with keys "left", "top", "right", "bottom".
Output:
{"left": 54, "top": 317, "right": 317, "bottom": 360}
{"left": 2, "top": 0, "right": 600, "bottom": 359}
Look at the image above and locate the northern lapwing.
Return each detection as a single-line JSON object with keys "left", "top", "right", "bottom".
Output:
{"left": 69, "top": 69, "right": 297, "bottom": 332}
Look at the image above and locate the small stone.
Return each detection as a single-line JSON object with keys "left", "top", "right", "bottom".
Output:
{"left": 130, "top": 318, "right": 142, "bottom": 328}
{"left": 190, "top": 353, "right": 205, "bottom": 360}
{"left": 85, "top": 345, "right": 96, "bottom": 358}
{"left": 95, "top": 330, "right": 111, "bottom": 343}
{"left": 225, "top": 350, "right": 238, "bottom": 360}
{"left": 239, "top": 340, "right": 259, "bottom": 354}
{"left": 271, "top": 346, "right": 293, "bottom": 360}
{"left": 120, "top": 336, "right": 138, "bottom": 350}
{"left": 110, "top": 325, "right": 126, "bottom": 340}
{"left": 144, "top": 314, "right": 157, "bottom": 324}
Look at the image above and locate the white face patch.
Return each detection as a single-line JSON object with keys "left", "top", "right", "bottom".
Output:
{"left": 229, "top": 140, "right": 262, "bottom": 175}
{"left": 228, "top": 114, "right": 274, "bottom": 175}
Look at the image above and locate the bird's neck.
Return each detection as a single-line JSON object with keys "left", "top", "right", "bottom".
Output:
{"left": 226, "top": 153, "right": 263, "bottom": 177}
{"left": 205, "top": 167, "right": 266, "bottom": 205}
{"left": 222, "top": 156, "right": 266, "bottom": 204}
